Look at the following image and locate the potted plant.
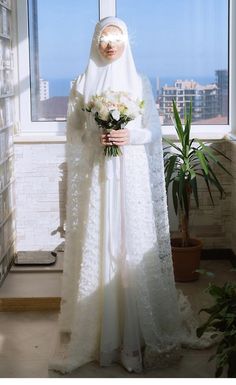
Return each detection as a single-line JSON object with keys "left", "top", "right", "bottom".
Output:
{"left": 197, "top": 279, "right": 236, "bottom": 377}
{"left": 163, "top": 99, "right": 232, "bottom": 282}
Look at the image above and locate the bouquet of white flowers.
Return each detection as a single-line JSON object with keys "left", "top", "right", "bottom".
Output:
{"left": 82, "top": 90, "right": 144, "bottom": 157}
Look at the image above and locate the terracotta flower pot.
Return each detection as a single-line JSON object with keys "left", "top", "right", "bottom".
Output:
{"left": 171, "top": 238, "right": 203, "bottom": 282}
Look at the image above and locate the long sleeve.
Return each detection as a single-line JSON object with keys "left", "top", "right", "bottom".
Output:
{"left": 128, "top": 75, "right": 161, "bottom": 145}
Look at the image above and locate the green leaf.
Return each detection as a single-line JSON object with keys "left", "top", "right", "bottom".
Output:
{"left": 189, "top": 138, "right": 195, "bottom": 147}
{"left": 195, "top": 150, "right": 209, "bottom": 174}
{"left": 197, "top": 140, "right": 232, "bottom": 177}
{"left": 189, "top": 168, "right": 196, "bottom": 180}
{"left": 197, "top": 139, "right": 217, "bottom": 158}
{"left": 163, "top": 151, "right": 171, "bottom": 158}
{"left": 214, "top": 158, "right": 232, "bottom": 177}
{"left": 165, "top": 155, "right": 178, "bottom": 190}
{"left": 211, "top": 145, "right": 232, "bottom": 161}
{"left": 177, "top": 169, "right": 190, "bottom": 218}
{"left": 198, "top": 303, "right": 221, "bottom": 316}
{"left": 172, "top": 99, "right": 184, "bottom": 143}
{"left": 208, "top": 284, "right": 223, "bottom": 296}
{"left": 195, "top": 268, "right": 215, "bottom": 277}
{"left": 194, "top": 170, "right": 216, "bottom": 205}
{"left": 207, "top": 154, "right": 232, "bottom": 178}
{"left": 183, "top": 99, "right": 192, "bottom": 150}
{"left": 202, "top": 174, "right": 215, "bottom": 206}
{"left": 163, "top": 137, "right": 184, "bottom": 155}
{"left": 207, "top": 165, "right": 225, "bottom": 197}
{"left": 178, "top": 170, "right": 184, "bottom": 202}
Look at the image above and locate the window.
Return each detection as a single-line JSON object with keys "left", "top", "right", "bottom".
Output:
{"left": 117, "top": 0, "right": 229, "bottom": 125}
{"left": 28, "top": 0, "right": 98, "bottom": 122}
{"left": 17, "top": 0, "right": 234, "bottom": 136}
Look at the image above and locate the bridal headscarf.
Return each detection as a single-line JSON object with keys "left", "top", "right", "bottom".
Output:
{"left": 76, "top": 16, "right": 143, "bottom": 103}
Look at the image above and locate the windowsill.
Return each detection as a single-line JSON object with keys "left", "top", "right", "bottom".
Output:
{"left": 13, "top": 133, "right": 67, "bottom": 143}
{"left": 163, "top": 125, "right": 231, "bottom": 141}
{"left": 13, "top": 125, "right": 232, "bottom": 144}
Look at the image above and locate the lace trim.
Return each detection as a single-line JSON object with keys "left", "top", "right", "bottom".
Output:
{"left": 100, "top": 346, "right": 143, "bottom": 373}
{"left": 48, "top": 75, "right": 216, "bottom": 375}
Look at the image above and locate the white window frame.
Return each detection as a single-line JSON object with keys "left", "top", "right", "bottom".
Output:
{"left": 13, "top": 0, "right": 235, "bottom": 141}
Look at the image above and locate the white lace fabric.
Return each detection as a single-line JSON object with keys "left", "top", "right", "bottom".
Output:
{"left": 48, "top": 75, "right": 215, "bottom": 375}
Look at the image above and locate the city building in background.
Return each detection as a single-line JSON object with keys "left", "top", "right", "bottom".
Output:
{"left": 36, "top": 71, "right": 228, "bottom": 123}
{"left": 158, "top": 71, "right": 228, "bottom": 125}
{"left": 216, "top": 69, "right": 228, "bottom": 117}
{"left": 39, "top": 78, "right": 49, "bottom": 101}
{"left": 27, "top": 0, "right": 228, "bottom": 124}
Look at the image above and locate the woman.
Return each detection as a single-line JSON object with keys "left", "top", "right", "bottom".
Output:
{"left": 49, "top": 16, "right": 212, "bottom": 374}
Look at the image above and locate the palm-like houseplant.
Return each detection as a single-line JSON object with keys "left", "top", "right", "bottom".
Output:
{"left": 163, "top": 99, "right": 232, "bottom": 281}
{"left": 197, "top": 280, "right": 236, "bottom": 378}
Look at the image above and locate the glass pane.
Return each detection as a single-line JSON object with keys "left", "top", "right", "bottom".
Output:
{"left": 28, "top": 0, "right": 98, "bottom": 122}
{"left": 117, "top": 0, "right": 229, "bottom": 125}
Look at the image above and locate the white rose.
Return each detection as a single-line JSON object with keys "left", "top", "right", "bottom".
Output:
{"left": 99, "top": 106, "right": 109, "bottom": 120}
{"left": 94, "top": 100, "right": 104, "bottom": 112}
{"left": 111, "top": 109, "right": 120, "bottom": 121}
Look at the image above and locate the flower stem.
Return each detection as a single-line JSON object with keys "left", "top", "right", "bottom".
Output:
{"left": 104, "top": 144, "right": 123, "bottom": 157}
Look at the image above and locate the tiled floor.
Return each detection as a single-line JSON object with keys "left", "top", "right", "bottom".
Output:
{"left": 0, "top": 259, "right": 234, "bottom": 378}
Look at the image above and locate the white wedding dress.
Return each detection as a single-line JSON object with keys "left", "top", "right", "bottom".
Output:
{"left": 48, "top": 73, "right": 214, "bottom": 374}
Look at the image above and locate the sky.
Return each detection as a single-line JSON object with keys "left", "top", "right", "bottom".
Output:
{"left": 36, "top": 0, "right": 228, "bottom": 82}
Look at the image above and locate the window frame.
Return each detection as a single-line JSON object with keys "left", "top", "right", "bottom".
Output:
{"left": 14, "top": 0, "right": 235, "bottom": 140}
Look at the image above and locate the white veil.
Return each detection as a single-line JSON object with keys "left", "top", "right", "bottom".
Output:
{"left": 48, "top": 17, "right": 215, "bottom": 375}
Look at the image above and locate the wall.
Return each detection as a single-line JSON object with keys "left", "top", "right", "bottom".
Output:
{"left": 14, "top": 139, "right": 233, "bottom": 252}
{"left": 0, "top": 0, "right": 17, "bottom": 284}
{"left": 230, "top": 140, "right": 236, "bottom": 255}
{"left": 14, "top": 142, "right": 66, "bottom": 251}
{"left": 187, "top": 140, "right": 232, "bottom": 249}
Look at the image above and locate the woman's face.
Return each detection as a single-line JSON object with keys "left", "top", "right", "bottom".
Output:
{"left": 98, "top": 25, "right": 125, "bottom": 62}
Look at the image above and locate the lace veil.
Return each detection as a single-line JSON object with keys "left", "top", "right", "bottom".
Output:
{"left": 48, "top": 17, "right": 215, "bottom": 374}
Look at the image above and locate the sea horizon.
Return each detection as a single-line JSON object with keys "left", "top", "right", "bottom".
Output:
{"left": 45, "top": 75, "right": 216, "bottom": 98}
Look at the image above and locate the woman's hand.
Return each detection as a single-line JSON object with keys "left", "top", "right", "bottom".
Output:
{"left": 100, "top": 128, "right": 130, "bottom": 146}
{"left": 107, "top": 128, "right": 130, "bottom": 146}
{"left": 100, "top": 133, "right": 112, "bottom": 146}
